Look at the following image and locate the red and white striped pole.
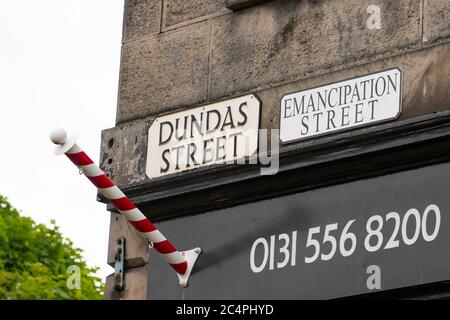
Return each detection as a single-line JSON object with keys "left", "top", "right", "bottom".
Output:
{"left": 50, "top": 128, "right": 201, "bottom": 288}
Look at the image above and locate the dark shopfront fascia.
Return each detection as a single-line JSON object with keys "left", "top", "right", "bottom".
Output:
{"left": 105, "top": 109, "right": 450, "bottom": 300}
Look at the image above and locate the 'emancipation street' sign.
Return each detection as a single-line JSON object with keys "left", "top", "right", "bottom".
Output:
{"left": 148, "top": 162, "right": 450, "bottom": 299}
{"left": 280, "top": 68, "right": 402, "bottom": 143}
{"left": 146, "top": 94, "right": 260, "bottom": 179}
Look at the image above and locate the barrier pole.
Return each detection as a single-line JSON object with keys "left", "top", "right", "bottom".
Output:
{"left": 50, "top": 128, "right": 201, "bottom": 288}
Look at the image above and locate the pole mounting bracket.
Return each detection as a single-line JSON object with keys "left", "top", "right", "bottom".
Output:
{"left": 177, "top": 247, "right": 202, "bottom": 288}
{"left": 114, "top": 237, "right": 125, "bottom": 291}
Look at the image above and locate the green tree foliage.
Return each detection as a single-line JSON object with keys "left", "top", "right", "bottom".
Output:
{"left": 0, "top": 195, "right": 104, "bottom": 299}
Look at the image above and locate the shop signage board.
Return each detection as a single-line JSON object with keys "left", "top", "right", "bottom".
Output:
{"left": 146, "top": 94, "right": 260, "bottom": 179}
{"left": 280, "top": 68, "right": 402, "bottom": 143}
{"left": 148, "top": 162, "right": 450, "bottom": 299}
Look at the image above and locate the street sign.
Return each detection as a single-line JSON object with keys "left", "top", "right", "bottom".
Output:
{"left": 280, "top": 68, "right": 402, "bottom": 143}
{"left": 148, "top": 162, "right": 450, "bottom": 299}
{"left": 146, "top": 94, "right": 260, "bottom": 179}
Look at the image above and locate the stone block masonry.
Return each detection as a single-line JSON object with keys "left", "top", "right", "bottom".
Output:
{"left": 115, "top": 0, "right": 450, "bottom": 124}
{"left": 105, "top": 0, "right": 450, "bottom": 299}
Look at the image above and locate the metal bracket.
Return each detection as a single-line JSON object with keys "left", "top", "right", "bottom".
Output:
{"left": 114, "top": 237, "right": 125, "bottom": 291}
{"left": 177, "top": 247, "right": 202, "bottom": 288}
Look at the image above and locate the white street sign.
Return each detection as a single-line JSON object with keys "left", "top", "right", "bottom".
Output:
{"left": 146, "top": 94, "right": 260, "bottom": 179}
{"left": 280, "top": 68, "right": 402, "bottom": 143}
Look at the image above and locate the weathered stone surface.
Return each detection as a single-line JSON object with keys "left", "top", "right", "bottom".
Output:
{"left": 164, "top": 0, "right": 229, "bottom": 28}
{"left": 423, "top": 0, "right": 450, "bottom": 45}
{"left": 209, "top": 0, "right": 422, "bottom": 100}
{"left": 117, "top": 22, "right": 210, "bottom": 123}
{"left": 258, "top": 42, "right": 450, "bottom": 135}
{"left": 106, "top": 213, "right": 149, "bottom": 268}
{"left": 105, "top": 264, "right": 149, "bottom": 300}
{"left": 100, "top": 118, "right": 149, "bottom": 187}
{"left": 103, "top": 42, "right": 450, "bottom": 188}
{"left": 123, "top": 0, "right": 162, "bottom": 43}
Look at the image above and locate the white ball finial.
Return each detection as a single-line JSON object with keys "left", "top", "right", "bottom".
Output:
{"left": 50, "top": 128, "right": 67, "bottom": 145}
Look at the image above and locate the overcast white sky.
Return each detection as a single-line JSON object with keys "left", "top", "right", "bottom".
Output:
{"left": 0, "top": 1, "right": 124, "bottom": 280}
